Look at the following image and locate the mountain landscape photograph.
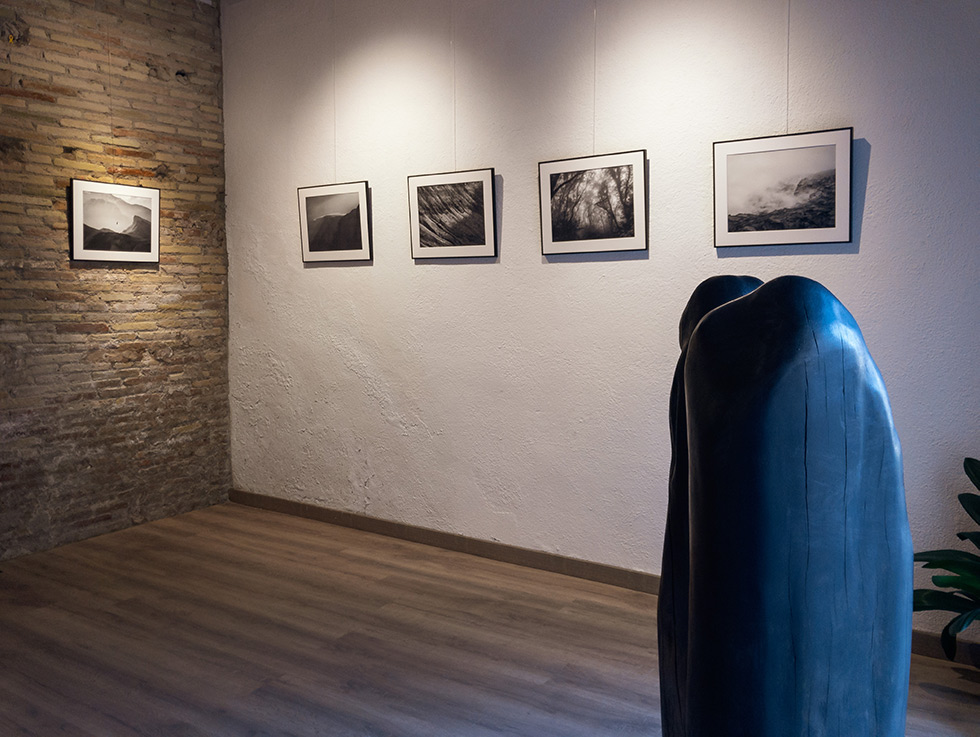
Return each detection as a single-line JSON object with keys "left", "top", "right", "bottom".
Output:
{"left": 82, "top": 190, "right": 154, "bottom": 252}
{"left": 416, "top": 181, "right": 485, "bottom": 248}
{"left": 305, "top": 192, "right": 363, "bottom": 252}
{"left": 726, "top": 144, "right": 836, "bottom": 232}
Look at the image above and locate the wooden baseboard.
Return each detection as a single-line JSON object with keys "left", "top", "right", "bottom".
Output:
{"left": 911, "top": 628, "right": 980, "bottom": 668}
{"left": 227, "top": 490, "right": 980, "bottom": 666}
{"left": 228, "top": 489, "right": 660, "bottom": 595}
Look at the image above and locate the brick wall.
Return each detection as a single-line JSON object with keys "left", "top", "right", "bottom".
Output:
{"left": 0, "top": 0, "right": 228, "bottom": 560}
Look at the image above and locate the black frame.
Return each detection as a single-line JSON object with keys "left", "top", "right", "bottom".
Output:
{"left": 713, "top": 127, "right": 853, "bottom": 247}
{"left": 70, "top": 179, "right": 160, "bottom": 263}
{"left": 538, "top": 149, "right": 648, "bottom": 255}
{"left": 408, "top": 168, "right": 497, "bottom": 259}
{"left": 298, "top": 180, "right": 373, "bottom": 262}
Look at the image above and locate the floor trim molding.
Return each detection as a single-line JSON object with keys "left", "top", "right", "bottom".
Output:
{"left": 228, "top": 490, "right": 980, "bottom": 665}
{"left": 911, "top": 628, "right": 980, "bottom": 668}
{"left": 229, "top": 489, "right": 660, "bottom": 595}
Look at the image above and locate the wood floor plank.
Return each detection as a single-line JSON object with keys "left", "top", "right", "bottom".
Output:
{"left": 0, "top": 502, "right": 977, "bottom": 736}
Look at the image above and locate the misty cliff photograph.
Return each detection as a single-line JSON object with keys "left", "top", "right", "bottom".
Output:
{"left": 549, "top": 164, "right": 635, "bottom": 242}
{"left": 305, "top": 192, "right": 363, "bottom": 252}
{"left": 82, "top": 190, "right": 154, "bottom": 252}
{"left": 417, "top": 181, "right": 485, "bottom": 248}
{"left": 726, "top": 144, "right": 836, "bottom": 232}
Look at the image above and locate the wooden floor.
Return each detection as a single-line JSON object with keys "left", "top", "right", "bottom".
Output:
{"left": 0, "top": 504, "right": 977, "bottom": 736}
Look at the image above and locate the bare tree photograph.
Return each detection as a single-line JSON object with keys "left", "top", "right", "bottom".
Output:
{"left": 714, "top": 128, "right": 852, "bottom": 247}
{"left": 539, "top": 150, "right": 647, "bottom": 255}
{"left": 550, "top": 164, "right": 634, "bottom": 242}
{"left": 409, "top": 169, "right": 496, "bottom": 259}
{"left": 298, "top": 181, "right": 372, "bottom": 262}
{"left": 70, "top": 179, "right": 160, "bottom": 263}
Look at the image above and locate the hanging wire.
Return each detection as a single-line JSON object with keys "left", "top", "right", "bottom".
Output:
{"left": 452, "top": 0, "right": 458, "bottom": 171}
{"left": 102, "top": 1, "right": 115, "bottom": 181}
{"left": 593, "top": 0, "right": 598, "bottom": 154}
{"left": 785, "top": 0, "right": 792, "bottom": 133}
{"left": 332, "top": 0, "right": 338, "bottom": 180}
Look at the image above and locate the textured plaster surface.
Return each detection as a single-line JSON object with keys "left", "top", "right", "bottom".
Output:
{"left": 222, "top": 0, "right": 980, "bottom": 636}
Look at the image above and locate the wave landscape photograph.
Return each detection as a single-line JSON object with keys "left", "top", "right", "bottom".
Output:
{"left": 417, "top": 181, "right": 485, "bottom": 248}
{"left": 550, "top": 164, "right": 634, "bottom": 242}
{"left": 726, "top": 144, "right": 836, "bottom": 232}
{"left": 82, "top": 191, "right": 153, "bottom": 252}
{"left": 305, "top": 192, "right": 363, "bottom": 251}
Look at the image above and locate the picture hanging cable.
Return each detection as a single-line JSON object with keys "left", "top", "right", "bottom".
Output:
{"left": 332, "top": 0, "right": 338, "bottom": 180}
{"left": 592, "top": 0, "right": 598, "bottom": 155}
{"left": 452, "top": 0, "right": 458, "bottom": 171}
{"left": 102, "top": 2, "right": 115, "bottom": 182}
{"left": 785, "top": 0, "right": 791, "bottom": 133}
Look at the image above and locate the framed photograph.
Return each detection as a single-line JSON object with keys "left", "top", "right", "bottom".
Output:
{"left": 70, "top": 179, "right": 160, "bottom": 263}
{"left": 538, "top": 149, "right": 647, "bottom": 255}
{"left": 298, "top": 180, "right": 372, "bottom": 262}
{"left": 408, "top": 168, "right": 496, "bottom": 259}
{"left": 713, "top": 127, "right": 852, "bottom": 247}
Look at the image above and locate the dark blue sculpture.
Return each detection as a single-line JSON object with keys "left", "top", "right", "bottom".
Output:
{"left": 658, "top": 275, "right": 763, "bottom": 737}
{"left": 660, "top": 275, "right": 912, "bottom": 737}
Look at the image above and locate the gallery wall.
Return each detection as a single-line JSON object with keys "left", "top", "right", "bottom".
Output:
{"left": 0, "top": 0, "right": 229, "bottom": 559}
{"left": 222, "top": 0, "right": 979, "bottom": 634}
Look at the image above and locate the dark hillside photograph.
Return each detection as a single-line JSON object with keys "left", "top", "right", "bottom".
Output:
{"left": 417, "top": 181, "right": 485, "bottom": 248}
{"left": 305, "top": 192, "right": 363, "bottom": 251}
{"left": 297, "top": 181, "right": 371, "bottom": 262}
{"left": 549, "top": 164, "right": 634, "bottom": 242}
{"left": 82, "top": 190, "right": 153, "bottom": 252}
{"left": 726, "top": 144, "right": 836, "bottom": 232}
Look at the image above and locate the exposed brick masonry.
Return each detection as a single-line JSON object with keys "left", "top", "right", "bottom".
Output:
{"left": 0, "top": 0, "right": 229, "bottom": 560}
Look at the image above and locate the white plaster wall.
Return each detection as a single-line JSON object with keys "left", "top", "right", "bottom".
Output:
{"left": 222, "top": 0, "right": 980, "bottom": 633}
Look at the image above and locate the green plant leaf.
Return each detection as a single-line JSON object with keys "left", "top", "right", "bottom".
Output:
{"left": 914, "top": 549, "right": 980, "bottom": 564}
{"left": 940, "top": 608, "right": 980, "bottom": 661}
{"left": 965, "top": 457, "right": 980, "bottom": 493}
{"left": 922, "top": 560, "right": 980, "bottom": 578}
{"left": 914, "top": 549, "right": 980, "bottom": 572}
{"left": 959, "top": 492, "right": 980, "bottom": 527}
{"left": 930, "top": 574, "right": 980, "bottom": 600}
{"left": 913, "top": 457, "right": 980, "bottom": 662}
{"left": 914, "top": 551, "right": 980, "bottom": 581}
{"left": 957, "top": 531, "right": 980, "bottom": 552}
{"left": 912, "top": 588, "right": 975, "bottom": 613}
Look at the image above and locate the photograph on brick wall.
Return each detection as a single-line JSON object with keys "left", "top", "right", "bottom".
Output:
{"left": 298, "top": 180, "right": 372, "bottom": 263}
{"left": 538, "top": 150, "right": 647, "bottom": 255}
{"left": 408, "top": 168, "right": 496, "bottom": 259}
{"left": 70, "top": 179, "right": 161, "bottom": 263}
{"left": 713, "top": 127, "right": 852, "bottom": 247}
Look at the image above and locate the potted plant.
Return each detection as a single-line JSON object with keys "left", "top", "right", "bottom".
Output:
{"left": 913, "top": 457, "right": 980, "bottom": 661}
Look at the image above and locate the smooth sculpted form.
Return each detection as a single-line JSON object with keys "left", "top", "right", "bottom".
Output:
{"left": 658, "top": 275, "right": 763, "bottom": 737}
{"left": 660, "top": 275, "right": 912, "bottom": 737}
